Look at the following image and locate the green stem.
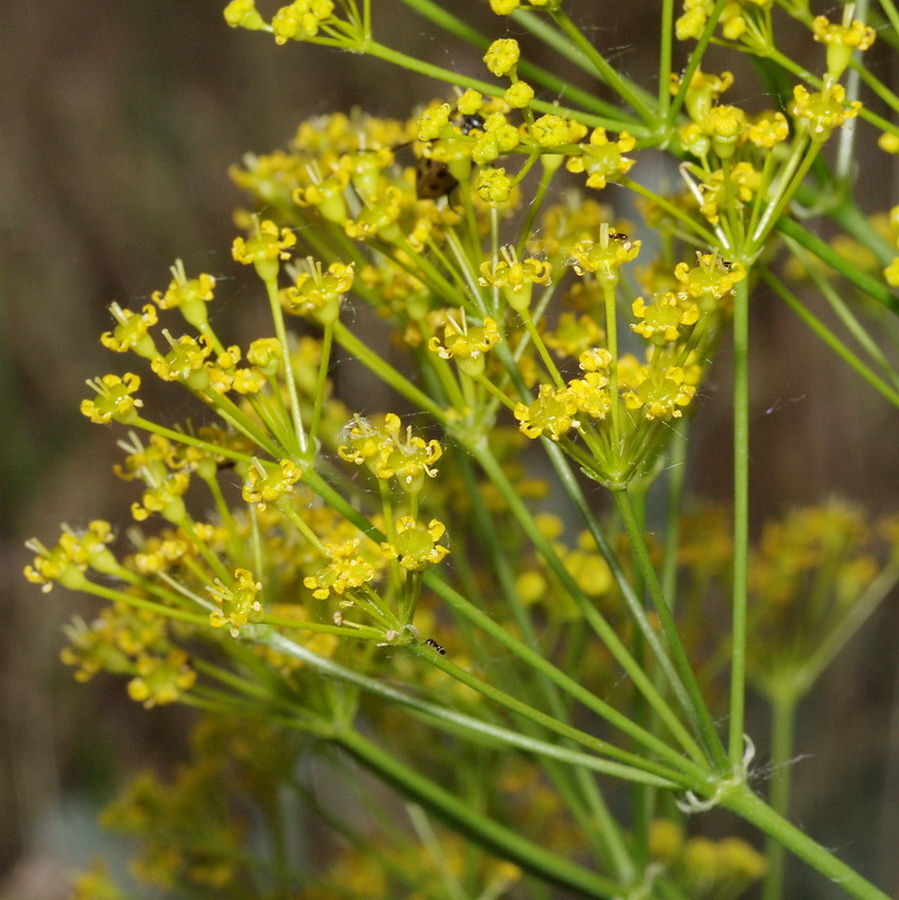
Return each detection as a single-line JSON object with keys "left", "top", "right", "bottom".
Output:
{"left": 309, "top": 318, "right": 334, "bottom": 443}
{"left": 363, "top": 39, "right": 619, "bottom": 131}
{"left": 549, "top": 10, "right": 656, "bottom": 123}
{"left": 775, "top": 217, "right": 899, "bottom": 314}
{"left": 729, "top": 275, "right": 750, "bottom": 770}
{"left": 264, "top": 277, "right": 308, "bottom": 457}
{"left": 613, "top": 490, "right": 728, "bottom": 770}
{"left": 470, "top": 442, "right": 707, "bottom": 765}
{"left": 760, "top": 268, "right": 899, "bottom": 408}
{"left": 336, "top": 727, "right": 625, "bottom": 897}
{"left": 395, "top": 0, "right": 634, "bottom": 122}
{"left": 723, "top": 784, "right": 890, "bottom": 900}
{"left": 761, "top": 691, "right": 798, "bottom": 900}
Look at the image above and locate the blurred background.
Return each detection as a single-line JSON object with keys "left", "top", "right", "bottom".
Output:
{"left": 2, "top": 1, "right": 898, "bottom": 897}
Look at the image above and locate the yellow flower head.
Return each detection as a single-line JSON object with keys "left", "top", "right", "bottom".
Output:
{"left": 293, "top": 167, "right": 350, "bottom": 223}
{"left": 479, "top": 245, "right": 552, "bottom": 311}
{"left": 232, "top": 217, "right": 297, "bottom": 280}
{"left": 813, "top": 14, "right": 876, "bottom": 81}
{"left": 150, "top": 333, "right": 214, "bottom": 387}
{"left": 281, "top": 257, "right": 354, "bottom": 323}
{"left": 428, "top": 310, "right": 502, "bottom": 377}
{"left": 338, "top": 413, "right": 443, "bottom": 493}
{"left": 207, "top": 568, "right": 264, "bottom": 636}
{"left": 131, "top": 471, "right": 190, "bottom": 524}
{"left": 127, "top": 649, "right": 196, "bottom": 708}
{"left": 483, "top": 39, "right": 520, "bottom": 77}
{"left": 304, "top": 539, "right": 377, "bottom": 599}
{"left": 476, "top": 167, "right": 513, "bottom": 207}
{"left": 674, "top": 252, "right": 746, "bottom": 307}
{"left": 671, "top": 68, "right": 734, "bottom": 122}
{"left": 623, "top": 365, "right": 696, "bottom": 420}
{"left": 101, "top": 303, "right": 159, "bottom": 360}
{"left": 344, "top": 186, "right": 403, "bottom": 242}
{"left": 790, "top": 83, "right": 861, "bottom": 142}
{"left": 514, "top": 383, "right": 579, "bottom": 441}
{"left": 224, "top": 0, "right": 267, "bottom": 31}
{"left": 242, "top": 458, "right": 303, "bottom": 509}
{"left": 569, "top": 227, "right": 641, "bottom": 288}
{"left": 272, "top": 0, "right": 336, "bottom": 44}
{"left": 151, "top": 259, "right": 216, "bottom": 329}
{"left": 81, "top": 373, "right": 144, "bottom": 425}
{"left": 631, "top": 292, "right": 700, "bottom": 345}
{"left": 566, "top": 127, "right": 636, "bottom": 189}
{"left": 380, "top": 517, "right": 450, "bottom": 571}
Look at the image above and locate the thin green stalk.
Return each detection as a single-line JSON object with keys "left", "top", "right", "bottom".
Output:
{"left": 395, "top": 0, "right": 635, "bottom": 122}
{"left": 729, "top": 275, "right": 750, "bottom": 770}
{"left": 760, "top": 268, "right": 899, "bottom": 407}
{"left": 363, "top": 39, "right": 621, "bottom": 131}
{"left": 453, "top": 452, "right": 635, "bottom": 881}
{"left": 613, "top": 489, "right": 728, "bottom": 770}
{"left": 263, "top": 277, "right": 308, "bottom": 457}
{"left": 761, "top": 692, "right": 798, "bottom": 900}
{"left": 776, "top": 216, "right": 899, "bottom": 313}
{"left": 470, "top": 442, "right": 707, "bottom": 765}
{"left": 788, "top": 246, "right": 899, "bottom": 389}
{"left": 337, "top": 727, "right": 625, "bottom": 898}
{"left": 659, "top": 0, "right": 675, "bottom": 114}
{"left": 549, "top": 9, "right": 656, "bottom": 123}
{"left": 723, "top": 784, "right": 891, "bottom": 900}
{"left": 332, "top": 322, "right": 449, "bottom": 422}
{"left": 667, "top": 0, "right": 730, "bottom": 124}
{"left": 268, "top": 630, "right": 683, "bottom": 787}
{"left": 309, "top": 319, "right": 334, "bottom": 443}
{"left": 301, "top": 469, "right": 705, "bottom": 779}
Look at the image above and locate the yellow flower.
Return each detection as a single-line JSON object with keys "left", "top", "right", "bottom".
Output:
{"left": 529, "top": 114, "right": 577, "bottom": 149}
{"left": 304, "top": 539, "right": 377, "bottom": 599}
{"left": 271, "top": 0, "right": 336, "bottom": 44}
{"left": 131, "top": 471, "right": 190, "bottom": 524}
{"left": 81, "top": 373, "right": 144, "bottom": 425}
{"left": 569, "top": 229, "right": 641, "bottom": 288}
{"left": 151, "top": 259, "right": 216, "bottom": 329}
{"left": 232, "top": 217, "right": 296, "bottom": 280}
{"left": 813, "top": 14, "right": 876, "bottom": 81}
{"left": 150, "top": 334, "right": 214, "bottom": 387}
{"left": 514, "top": 384, "right": 579, "bottom": 441}
{"left": 127, "top": 649, "right": 196, "bottom": 708}
{"left": 281, "top": 257, "right": 354, "bottom": 323}
{"left": 671, "top": 68, "right": 734, "bottom": 122}
{"left": 789, "top": 83, "right": 861, "bottom": 142}
{"left": 338, "top": 413, "right": 443, "bottom": 492}
{"left": 380, "top": 517, "right": 450, "bottom": 571}
{"left": 479, "top": 245, "right": 552, "bottom": 311}
{"left": 631, "top": 292, "right": 700, "bottom": 344}
{"left": 483, "top": 39, "right": 520, "bottom": 77}
{"left": 242, "top": 459, "right": 303, "bottom": 509}
{"left": 207, "top": 568, "right": 264, "bottom": 636}
{"left": 623, "top": 365, "right": 696, "bottom": 420}
{"left": 565, "top": 127, "right": 636, "bottom": 189}
{"left": 476, "top": 167, "right": 513, "bottom": 207}
{"left": 101, "top": 303, "right": 159, "bottom": 359}
{"left": 224, "top": 0, "right": 267, "bottom": 30}
{"left": 428, "top": 310, "right": 502, "bottom": 376}
{"left": 504, "top": 81, "right": 535, "bottom": 109}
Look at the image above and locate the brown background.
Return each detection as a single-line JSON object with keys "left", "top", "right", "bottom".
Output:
{"left": 2, "top": 1, "right": 898, "bottom": 897}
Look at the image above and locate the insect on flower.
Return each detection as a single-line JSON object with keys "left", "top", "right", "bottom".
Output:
{"left": 415, "top": 157, "right": 459, "bottom": 201}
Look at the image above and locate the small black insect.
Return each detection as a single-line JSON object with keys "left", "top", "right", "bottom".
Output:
{"left": 608, "top": 231, "right": 629, "bottom": 242}
{"left": 424, "top": 637, "right": 447, "bottom": 655}
{"left": 458, "top": 112, "right": 486, "bottom": 135}
{"left": 719, "top": 258, "right": 733, "bottom": 270}
{"left": 415, "top": 157, "right": 459, "bottom": 201}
